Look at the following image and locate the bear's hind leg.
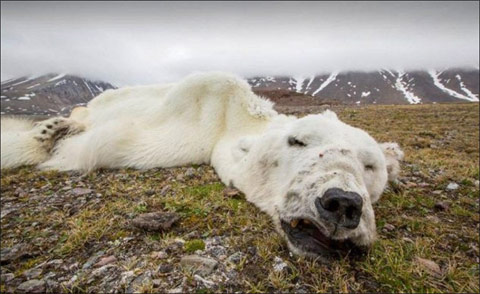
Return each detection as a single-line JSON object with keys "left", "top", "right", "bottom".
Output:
{"left": 33, "top": 117, "right": 86, "bottom": 153}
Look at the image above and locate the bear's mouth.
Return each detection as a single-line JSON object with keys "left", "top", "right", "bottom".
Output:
{"left": 280, "top": 218, "right": 365, "bottom": 258}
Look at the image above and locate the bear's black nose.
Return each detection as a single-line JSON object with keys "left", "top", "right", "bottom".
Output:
{"left": 315, "top": 188, "right": 363, "bottom": 229}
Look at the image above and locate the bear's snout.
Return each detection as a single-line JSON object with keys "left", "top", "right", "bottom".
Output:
{"left": 315, "top": 188, "right": 363, "bottom": 229}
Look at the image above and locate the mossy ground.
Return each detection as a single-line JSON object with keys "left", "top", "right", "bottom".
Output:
{"left": 1, "top": 103, "right": 479, "bottom": 293}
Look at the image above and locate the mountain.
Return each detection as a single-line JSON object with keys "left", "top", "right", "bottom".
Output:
{"left": 1, "top": 74, "right": 115, "bottom": 116}
{"left": 1, "top": 69, "right": 478, "bottom": 116}
{"left": 248, "top": 69, "right": 479, "bottom": 105}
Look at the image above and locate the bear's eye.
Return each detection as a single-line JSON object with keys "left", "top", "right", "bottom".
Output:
{"left": 288, "top": 136, "right": 306, "bottom": 147}
{"left": 365, "top": 164, "right": 375, "bottom": 171}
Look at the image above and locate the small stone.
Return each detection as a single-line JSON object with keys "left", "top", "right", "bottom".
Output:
{"left": 168, "top": 286, "right": 184, "bottom": 294}
{"left": 152, "top": 279, "right": 162, "bottom": 287}
{"left": 294, "top": 284, "right": 310, "bottom": 294}
{"left": 415, "top": 257, "right": 442, "bottom": 277}
{"left": 434, "top": 201, "right": 449, "bottom": 211}
{"left": 227, "top": 252, "right": 244, "bottom": 264}
{"left": 383, "top": 223, "right": 395, "bottom": 231}
{"left": 223, "top": 188, "right": 241, "bottom": 198}
{"left": 247, "top": 246, "right": 257, "bottom": 256}
{"left": 405, "top": 182, "right": 417, "bottom": 188}
{"left": 132, "top": 212, "right": 180, "bottom": 232}
{"left": 446, "top": 182, "right": 459, "bottom": 191}
{"left": 1, "top": 208, "right": 16, "bottom": 219}
{"left": 184, "top": 230, "right": 200, "bottom": 240}
{"left": 160, "top": 185, "right": 171, "bottom": 196}
{"left": 144, "top": 189, "right": 155, "bottom": 196}
{"left": 123, "top": 237, "right": 135, "bottom": 242}
{"left": 426, "top": 215, "right": 441, "bottom": 223}
{"left": 90, "top": 264, "right": 116, "bottom": 279}
{"left": 185, "top": 168, "right": 196, "bottom": 178}
{"left": 474, "top": 180, "right": 479, "bottom": 189}
{"left": 208, "top": 245, "right": 227, "bottom": 258}
{"left": 82, "top": 251, "right": 105, "bottom": 269}
{"left": 150, "top": 251, "right": 168, "bottom": 259}
{"left": 157, "top": 264, "right": 174, "bottom": 273}
{"left": 43, "top": 272, "right": 56, "bottom": 280}
{"left": 68, "top": 263, "right": 79, "bottom": 271}
{"left": 194, "top": 274, "right": 215, "bottom": 288}
{"left": 127, "top": 271, "right": 152, "bottom": 293}
{"left": 165, "top": 240, "right": 184, "bottom": 253}
{"left": 180, "top": 255, "right": 218, "bottom": 276}
{"left": 432, "top": 190, "right": 443, "bottom": 195}
{"left": 273, "top": 256, "right": 288, "bottom": 272}
{"left": 1, "top": 243, "right": 29, "bottom": 264}
{"left": 15, "top": 187, "right": 27, "bottom": 197}
{"left": 63, "top": 275, "right": 78, "bottom": 289}
{"left": 1, "top": 273, "right": 14, "bottom": 283}
{"left": 71, "top": 188, "right": 93, "bottom": 196}
{"left": 45, "top": 279, "right": 60, "bottom": 292}
{"left": 23, "top": 268, "right": 42, "bottom": 279}
{"left": 17, "top": 279, "right": 46, "bottom": 293}
{"left": 94, "top": 255, "right": 117, "bottom": 267}
{"left": 120, "top": 271, "right": 135, "bottom": 286}
{"left": 46, "top": 259, "right": 63, "bottom": 268}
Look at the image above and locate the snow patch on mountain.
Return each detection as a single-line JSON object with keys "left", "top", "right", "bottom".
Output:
{"left": 429, "top": 70, "right": 479, "bottom": 102}
{"left": 47, "top": 73, "right": 67, "bottom": 82}
{"left": 455, "top": 74, "right": 479, "bottom": 101}
{"left": 312, "top": 71, "right": 338, "bottom": 96}
{"left": 395, "top": 71, "right": 421, "bottom": 104}
{"left": 9, "top": 77, "right": 34, "bottom": 87}
{"left": 305, "top": 76, "right": 315, "bottom": 90}
{"left": 294, "top": 76, "right": 305, "bottom": 93}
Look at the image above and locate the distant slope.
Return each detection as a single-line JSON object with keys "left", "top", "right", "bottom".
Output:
{"left": 1, "top": 74, "right": 115, "bottom": 116}
{"left": 1, "top": 69, "right": 478, "bottom": 116}
{"left": 248, "top": 69, "right": 479, "bottom": 105}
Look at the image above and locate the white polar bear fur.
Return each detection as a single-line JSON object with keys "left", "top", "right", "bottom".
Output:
{"left": 38, "top": 73, "right": 277, "bottom": 172}
{"left": 1, "top": 117, "right": 50, "bottom": 168}
{"left": 1, "top": 72, "right": 403, "bottom": 257}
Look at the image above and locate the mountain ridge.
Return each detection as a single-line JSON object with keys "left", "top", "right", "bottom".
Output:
{"left": 1, "top": 69, "right": 478, "bottom": 116}
{"left": 1, "top": 74, "right": 116, "bottom": 116}
{"left": 247, "top": 68, "right": 479, "bottom": 105}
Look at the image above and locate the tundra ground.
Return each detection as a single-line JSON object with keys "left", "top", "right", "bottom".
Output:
{"left": 1, "top": 103, "right": 479, "bottom": 293}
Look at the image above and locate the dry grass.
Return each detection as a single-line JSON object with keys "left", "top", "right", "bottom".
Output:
{"left": 1, "top": 103, "right": 479, "bottom": 293}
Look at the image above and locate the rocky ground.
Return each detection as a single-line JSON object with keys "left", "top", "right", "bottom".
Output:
{"left": 1, "top": 103, "right": 479, "bottom": 293}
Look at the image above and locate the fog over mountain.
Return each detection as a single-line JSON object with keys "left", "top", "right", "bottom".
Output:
{"left": 1, "top": 2, "right": 479, "bottom": 86}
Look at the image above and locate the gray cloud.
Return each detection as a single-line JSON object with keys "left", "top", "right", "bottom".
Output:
{"left": 1, "top": 1, "right": 479, "bottom": 85}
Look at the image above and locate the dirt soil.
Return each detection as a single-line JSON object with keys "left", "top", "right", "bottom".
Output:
{"left": 1, "top": 103, "right": 479, "bottom": 293}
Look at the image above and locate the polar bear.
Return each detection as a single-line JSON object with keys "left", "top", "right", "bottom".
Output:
{"left": 0, "top": 72, "right": 403, "bottom": 258}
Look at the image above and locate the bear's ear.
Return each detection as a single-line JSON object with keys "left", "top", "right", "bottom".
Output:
{"left": 321, "top": 110, "right": 339, "bottom": 121}
{"left": 379, "top": 142, "right": 404, "bottom": 182}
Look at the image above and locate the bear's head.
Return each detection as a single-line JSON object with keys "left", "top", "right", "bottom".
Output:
{"left": 236, "top": 110, "right": 403, "bottom": 259}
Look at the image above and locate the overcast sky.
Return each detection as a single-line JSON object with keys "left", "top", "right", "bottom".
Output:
{"left": 1, "top": 1, "right": 479, "bottom": 86}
